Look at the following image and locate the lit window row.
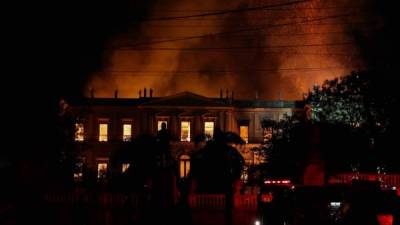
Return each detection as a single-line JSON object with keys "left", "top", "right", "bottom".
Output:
{"left": 75, "top": 121, "right": 216, "bottom": 142}
{"left": 159, "top": 120, "right": 215, "bottom": 142}
{"left": 74, "top": 122, "right": 133, "bottom": 142}
{"left": 74, "top": 157, "right": 190, "bottom": 181}
{"left": 96, "top": 161, "right": 130, "bottom": 180}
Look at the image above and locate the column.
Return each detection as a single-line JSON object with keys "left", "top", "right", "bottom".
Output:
{"left": 219, "top": 111, "right": 225, "bottom": 131}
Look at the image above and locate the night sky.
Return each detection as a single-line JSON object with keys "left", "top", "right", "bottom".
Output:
{"left": 6, "top": 0, "right": 397, "bottom": 157}
{"left": 22, "top": 0, "right": 398, "bottom": 99}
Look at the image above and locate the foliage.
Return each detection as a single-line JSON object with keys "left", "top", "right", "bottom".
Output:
{"left": 53, "top": 99, "right": 81, "bottom": 185}
{"left": 304, "top": 70, "right": 399, "bottom": 171}
{"left": 305, "top": 71, "right": 392, "bottom": 134}
{"left": 250, "top": 113, "right": 308, "bottom": 182}
{"left": 190, "top": 129, "right": 244, "bottom": 193}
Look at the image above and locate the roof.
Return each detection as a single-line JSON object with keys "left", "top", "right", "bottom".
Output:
{"left": 68, "top": 97, "right": 158, "bottom": 107}
{"left": 68, "top": 91, "right": 303, "bottom": 109}
{"left": 141, "top": 91, "right": 229, "bottom": 107}
{"left": 233, "top": 99, "right": 303, "bottom": 108}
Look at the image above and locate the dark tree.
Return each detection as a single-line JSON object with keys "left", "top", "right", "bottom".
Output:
{"left": 190, "top": 128, "right": 244, "bottom": 193}
{"left": 256, "top": 113, "right": 308, "bottom": 182}
{"left": 305, "top": 71, "right": 399, "bottom": 172}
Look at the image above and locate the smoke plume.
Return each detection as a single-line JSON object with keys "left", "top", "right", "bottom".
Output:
{"left": 87, "top": 0, "right": 377, "bottom": 100}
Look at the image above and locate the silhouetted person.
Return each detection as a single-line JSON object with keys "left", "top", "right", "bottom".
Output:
{"left": 157, "top": 122, "right": 171, "bottom": 144}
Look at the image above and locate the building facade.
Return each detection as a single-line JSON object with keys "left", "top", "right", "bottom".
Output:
{"left": 69, "top": 91, "right": 303, "bottom": 180}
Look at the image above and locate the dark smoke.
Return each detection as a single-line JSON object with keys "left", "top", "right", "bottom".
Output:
{"left": 87, "top": 0, "right": 383, "bottom": 100}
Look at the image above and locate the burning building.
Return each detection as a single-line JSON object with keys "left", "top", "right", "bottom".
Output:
{"left": 68, "top": 89, "right": 303, "bottom": 180}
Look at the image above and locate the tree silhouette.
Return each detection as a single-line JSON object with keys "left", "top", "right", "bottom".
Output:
{"left": 305, "top": 71, "right": 399, "bottom": 172}
{"left": 190, "top": 128, "right": 244, "bottom": 193}
{"left": 255, "top": 114, "right": 308, "bottom": 182}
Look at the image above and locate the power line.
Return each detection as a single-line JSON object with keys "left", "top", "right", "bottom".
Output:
{"left": 145, "top": 5, "right": 367, "bottom": 14}
{"left": 111, "top": 50, "right": 358, "bottom": 55}
{"left": 115, "top": 42, "right": 354, "bottom": 51}
{"left": 122, "top": 14, "right": 355, "bottom": 47}
{"left": 137, "top": 11, "right": 366, "bottom": 22}
{"left": 133, "top": 30, "right": 372, "bottom": 41}
{"left": 101, "top": 66, "right": 358, "bottom": 76}
{"left": 145, "top": 0, "right": 310, "bottom": 21}
{"left": 130, "top": 22, "right": 375, "bottom": 28}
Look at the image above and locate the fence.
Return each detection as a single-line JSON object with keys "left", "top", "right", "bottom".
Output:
{"left": 44, "top": 192, "right": 259, "bottom": 210}
{"left": 329, "top": 173, "right": 400, "bottom": 187}
{"left": 188, "top": 194, "right": 258, "bottom": 210}
{"left": 188, "top": 194, "right": 226, "bottom": 210}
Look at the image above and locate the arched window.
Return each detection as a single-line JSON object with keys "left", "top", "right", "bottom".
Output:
{"left": 179, "top": 155, "right": 191, "bottom": 178}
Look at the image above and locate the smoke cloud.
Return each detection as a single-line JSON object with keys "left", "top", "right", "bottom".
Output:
{"left": 87, "top": 0, "right": 377, "bottom": 100}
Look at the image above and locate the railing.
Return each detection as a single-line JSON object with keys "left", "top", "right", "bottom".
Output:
{"left": 329, "top": 173, "right": 400, "bottom": 187}
{"left": 234, "top": 194, "right": 258, "bottom": 210}
{"left": 188, "top": 194, "right": 225, "bottom": 210}
{"left": 44, "top": 192, "right": 259, "bottom": 211}
{"left": 188, "top": 194, "right": 258, "bottom": 210}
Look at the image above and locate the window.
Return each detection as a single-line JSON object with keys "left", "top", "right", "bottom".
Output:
{"left": 180, "top": 121, "right": 191, "bottom": 142}
{"left": 122, "top": 124, "right": 132, "bottom": 141}
{"left": 99, "top": 123, "right": 108, "bottom": 142}
{"left": 157, "top": 120, "right": 168, "bottom": 131}
{"left": 75, "top": 123, "right": 84, "bottom": 141}
{"left": 263, "top": 127, "right": 273, "bottom": 143}
{"left": 180, "top": 155, "right": 190, "bottom": 178}
{"left": 122, "top": 163, "right": 130, "bottom": 173}
{"left": 97, "top": 162, "right": 108, "bottom": 179}
{"left": 204, "top": 121, "right": 214, "bottom": 139}
{"left": 240, "top": 125, "right": 249, "bottom": 143}
{"left": 73, "top": 162, "right": 83, "bottom": 182}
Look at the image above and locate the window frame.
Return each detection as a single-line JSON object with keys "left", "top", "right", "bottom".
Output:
{"left": 122, "top": 121, "right": 132, "bottom": 142}
{"left": 98, "top": 119, "right": 109, "bottom": 142}
{"left": 180, "top": 120, "right": 191, "bottom": 142}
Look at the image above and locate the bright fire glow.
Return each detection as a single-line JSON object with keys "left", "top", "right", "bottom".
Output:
{"left": 87, "top": 0, "right": 368, "bottom": 100}
{"left": 240, "top": 125, "right": 249, "bottom": 143}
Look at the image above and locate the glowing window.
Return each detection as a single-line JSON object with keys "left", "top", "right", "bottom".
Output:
{"left": 122, "top": 124, "right": 132, "bottom": 141}
{"left": 240, "top": 125, "right": 249, "bottom": 143}
{"left": 204, "top": 121, "right": 214, "bottom": 139}
{"left": 99, "top": 123, "right": 108, "bottom": 142}
{"left": 122, "top": 163, "right": 130, "bottom": 173}
{"left": 75, "top": 123, "right": 84, "bottom": 141}
{"left": 180, "top": 155, "right": 190, "bottom": 178}
{"left": 180, "top": 121, "right": 191, "bottom": 142}
{"left": 97, "top": 163, "right": 108, "bottom": 179}
{"left": 157, "top": 120, "right": 168, "bottom": 131}
{"left": 263, "top": 127, "right": 273, "bottom": 143}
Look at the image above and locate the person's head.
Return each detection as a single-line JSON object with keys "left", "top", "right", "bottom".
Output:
{"left": 161, "top": 122, "right": 167, "bottom": 130}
